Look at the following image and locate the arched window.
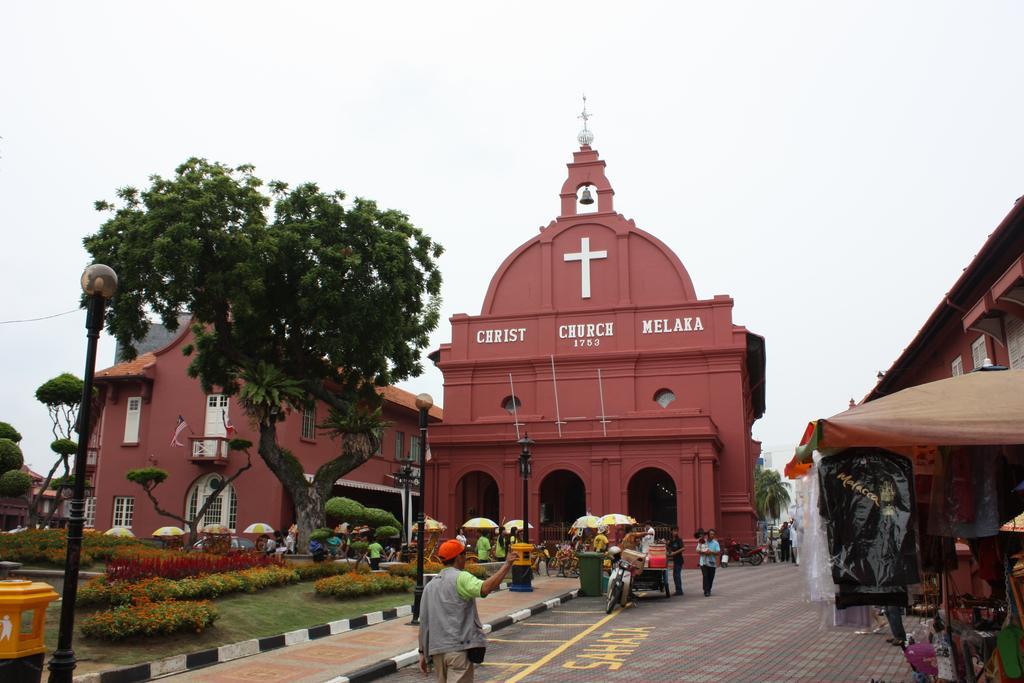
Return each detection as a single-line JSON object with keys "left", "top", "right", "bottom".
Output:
{"left": 186, "top": 474, "right": 238, "bottom": 531}
{"left": 653, "top": 388, "right": 676, "bottom": 408}
{"left": 502, "top": 395, "right": 522, "bottom": 414}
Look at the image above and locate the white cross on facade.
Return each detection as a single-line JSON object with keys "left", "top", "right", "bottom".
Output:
{"left": 563, "top": 237, "right": 607, "bottom": 299}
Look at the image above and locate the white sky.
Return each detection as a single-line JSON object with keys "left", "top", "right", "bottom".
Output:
{"left": 2, "top": 2, "right": 1023, "bottom": 472}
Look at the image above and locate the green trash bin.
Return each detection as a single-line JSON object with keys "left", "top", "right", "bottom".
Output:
{"left": 577, "top": 552, "right": 604, "bottom": 597}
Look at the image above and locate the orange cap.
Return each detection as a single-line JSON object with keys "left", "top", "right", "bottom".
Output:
{"left": 437, "top": 539, "right": 466, "bottom": 562}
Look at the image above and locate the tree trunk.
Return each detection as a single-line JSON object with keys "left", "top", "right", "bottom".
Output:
{"left": 292, "top": 488, "right": 327, "bottom": 553}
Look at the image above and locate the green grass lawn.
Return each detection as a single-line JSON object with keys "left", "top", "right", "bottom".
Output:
{"left": 44, "top": 582, "right": 412, "bottom": 671}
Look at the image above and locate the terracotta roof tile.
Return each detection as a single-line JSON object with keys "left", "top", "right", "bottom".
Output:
{"left": 95, "top": 352, "right": 156, "bottom": 379}
{"left": 378, "top": 385, "right": 443, "bottom": 420}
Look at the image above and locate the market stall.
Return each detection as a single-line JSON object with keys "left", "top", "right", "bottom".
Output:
{"left": 787, "top": 369, "right": 1024, "bottom": 682}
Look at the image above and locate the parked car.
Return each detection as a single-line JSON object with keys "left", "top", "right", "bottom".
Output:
{"left": 190, "top": 536, "right": 255, "bottom": 551}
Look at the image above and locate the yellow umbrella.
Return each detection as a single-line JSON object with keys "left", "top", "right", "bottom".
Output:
{"left": 202, "top": 524, "right": 231, "bottom": 534}
{"left": 502, "top": 520, "right": 533, "bottom": 532}
{"left": 598, "top": 513, "right": 637, "bottom": 526}
{"left": 412, "top": 516, "right": 447, "bottom": 532}
{"left": 104, "top": 527, "right": 135, "bottom": 537}
{"left": 572, "top": 514, "right": 601, "bottom": 530}
{"left": 1001, "top": 512, "right": 1024, "bottom": 533}
{"left": 462, "top": 517, "right": 499, "bottom": 530}
{"left": 243, "top": 522, "right": 275, "bottom": 534}
{"left": 152, "top": 526, "right": 185, "bottom": 537}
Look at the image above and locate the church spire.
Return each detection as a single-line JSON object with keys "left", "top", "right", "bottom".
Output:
{"left": 577, "top": 94, "right": 594, "bottom": 147}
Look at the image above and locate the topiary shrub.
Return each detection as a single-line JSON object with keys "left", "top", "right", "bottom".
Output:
{"left": 50, "top": 438, "right": 78, "bottom": 457}
{"left": 0, "top": 422, "right": 22, "bottom": 443}
{"left": 0, "top": 439, "right": 24, "bottom": 474}
{"left": 363, "top": 507, "right": 400, "bottom": 529}
{"left": 125, "top": 467, "right": 169, "bottom": 486}
{"left": 325, "top": 497, "right": 365, "bottom": 525}
{"left": 309, "top": 528, "right": 333, "bottom": 542}
{"left": 375, "top": 525, "right": 399, "bottom": 541}
{"left": 0, "top": 470, "right": 32, "bottom": 497}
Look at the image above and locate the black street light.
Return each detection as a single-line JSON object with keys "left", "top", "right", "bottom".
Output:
{"left": 509, "top": 432, "right": 534, "bottom": 593}
{"left": 49, "top": 264, "right": 118, "bottom": 683}
{"left": 393, "top": 451, "right": 419, "bottom": 548}
{"left": 410, "top": 393, "right": 433, "bottom": 625}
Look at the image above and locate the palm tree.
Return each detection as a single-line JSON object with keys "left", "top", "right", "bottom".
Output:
{"left": 754, "top": 467, "right": 792, "bottom": 522}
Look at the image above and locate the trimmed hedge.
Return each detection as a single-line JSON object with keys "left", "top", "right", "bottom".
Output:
{"left": 314, "top": 572, "right": 413, "bottom": 599}
{"left": 78, "top": 565, "right": 299, "bottom": 606}
{"left": 0, "top": 528, "right": 142, "bottom": 566}
{"left": 387, "top": 561, "right": 487, "bottom": 579}
{"left": 80, "top": 599, "right": 218, "bottom": 641}
{"left": 294, "top": 562, "right": 363, "bottom": 581}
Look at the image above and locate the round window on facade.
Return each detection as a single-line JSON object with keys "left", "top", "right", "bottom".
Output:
{"left": 502, "top": 395, "right": 522, "bottom": 414}
{"left": 654, "top": 389, "right": 676, "bottom": 408}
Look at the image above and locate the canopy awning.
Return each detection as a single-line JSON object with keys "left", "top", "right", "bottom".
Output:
{"left": 787, "top": 369, "right": 1024, "bottom": 475}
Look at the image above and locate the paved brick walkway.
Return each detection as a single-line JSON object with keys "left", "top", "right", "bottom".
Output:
{"left": 386, "top": 562, "right": 913, "bottom": 682}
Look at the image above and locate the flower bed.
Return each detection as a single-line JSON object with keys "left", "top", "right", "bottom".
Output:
{"left": 80, "top": 599, "right": 218, "bottom": 641}
{"left": 78, "top": 565, "right": 299, "bottom": 606}
{"left": 294, "top": 562, "right": 363, "bottom": 581}
{"left": 0, "top": 528, "right": 142, "bottom": 566}
{"left": 314, "top": 572, "right": 413, "bottom": 599}
{"left": 387, "top": 561, "right": 487, "bottom": 579}
{"left": 106, "top": 549, "right": 282, "bottom": 581}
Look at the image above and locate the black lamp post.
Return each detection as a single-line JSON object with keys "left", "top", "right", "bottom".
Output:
{"left": 509, "top": 432, "right": 534, "bottom": 592}
{"left": 393, "top": 452, "right": 419, "bottom": 548}
{"left": 410, "top": 393, "right": 433, "bottom": 625}
{"left": 49, "top": 264, "right": 117, "bottom": 683}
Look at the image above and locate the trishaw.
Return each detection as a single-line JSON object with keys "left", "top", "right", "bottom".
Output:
{"left": 605, "top": 544, "right": 670, "bottom": 613}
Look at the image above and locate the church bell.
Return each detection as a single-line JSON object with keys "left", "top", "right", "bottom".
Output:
{"left": 579, "top": 186, "right": 594, "bottom": 205}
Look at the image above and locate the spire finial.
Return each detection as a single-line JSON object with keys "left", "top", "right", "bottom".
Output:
{"left": 577, "top": 94, "right": 594, "bottom": 146}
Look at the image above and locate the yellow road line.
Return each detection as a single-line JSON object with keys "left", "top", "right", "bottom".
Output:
{"left": 555, "top": 610, "right": 605, "bottom": 614}
{"left": 488, "top": 638, "right": 568, "bottom": 643}
{"left": 504, "top": 610, "right": 620, "bottom": 683}
{"left": 520, "top": 622, "right": 596, "bottom": 627}
{"left": 480, "top": 662, "right": 529, "bottom": 667}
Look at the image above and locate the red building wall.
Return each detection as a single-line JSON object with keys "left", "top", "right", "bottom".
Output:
{"left": 90, "top": 326, "right": 439, "bottom": 537}
{"left": 427, "top": 145, "right": 766, "bottom": 548}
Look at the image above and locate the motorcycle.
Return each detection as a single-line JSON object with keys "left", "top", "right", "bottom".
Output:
{"left": 724, "top": 539, "right": 766, "bottom": 566}
{"left": 605, "top": 555, "right": 637, "bottom": 614}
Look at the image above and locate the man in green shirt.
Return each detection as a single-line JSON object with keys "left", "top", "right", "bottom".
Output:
{"left": 367, "top": 540, "right": 383, "bottom": 570}
{"left": 418, "top": 539, "right": 517, "bottom": 681}
{"left": 475, "top": 530, "right": 491, "bottom": 562}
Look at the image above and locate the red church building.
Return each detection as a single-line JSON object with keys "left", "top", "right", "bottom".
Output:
{"left": 426, "top": 135, "right": 766, "bottom": 545}
{"left": 88, "top": 324, "right": 441, "bottom": 537}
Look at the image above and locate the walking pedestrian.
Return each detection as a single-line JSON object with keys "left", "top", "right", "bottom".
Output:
{"left": 418, "top": 540, "right": 518, "bottom": 682}
{"left": 456, "top": 527, "right": 468, "bottom": 547}
{"left": 494, "top": 529, "right": 507, "bottom": 561}
{"left": 779, "top": 521, "right": 792, "bottom": 563}
{"left": 367, "top": 537, "right": 384, "bottom": 570}
{"left": 698, "top": 528, "right": 721, "bottom": 597}
{"left": 789, "top": 518, "right": 800, "bottom": 565}
{"left": 668, "top": 526, "right": 684, "bottom": 596}
{"left": 883, "top": 605, "right": 907, "bottom": 647}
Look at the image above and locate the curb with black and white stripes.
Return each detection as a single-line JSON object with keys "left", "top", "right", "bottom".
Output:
{"left": 324, "top": 589, "right": 580, "bottom": 683}
{"left": 73, "top": 589, "right": 579, "bottom": 683}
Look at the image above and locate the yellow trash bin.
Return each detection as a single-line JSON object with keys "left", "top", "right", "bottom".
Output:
{"left": 510, "top": 542, "right": 534, "bottom": 592}
{"left": 0, "top": 579, "right": 59, "bottom": 660}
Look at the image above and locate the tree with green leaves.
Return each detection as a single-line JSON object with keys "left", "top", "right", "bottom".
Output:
{"left": 85, "top": 158, "right": 442, "bottom": 550}
{"left": 125, "top": 439, "right": 254, "bottom": 546}
{"left": 32, "top": 373, "right": 86, "bottom": 527}
{"left": 754, "top": 466, "right": 792, "bottom": 522}
{"left": 0, "top": 434, "right": 32, "bottom": 499}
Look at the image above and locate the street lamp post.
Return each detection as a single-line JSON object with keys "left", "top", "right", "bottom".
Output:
{"left": 510, "top": 433, "right": 534, "bottom": 592}
{"left": 393, "top": 454, "right": 419, "bottom": 548}
{"left": 48, "top": 264, "right": 118, "bottom": 683}
{"left": 410, "top": 393, "right": 432, "bottom": 625}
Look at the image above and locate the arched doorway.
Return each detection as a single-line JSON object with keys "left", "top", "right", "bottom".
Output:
{"left": 627, "top": 467, "right": 677, "bottom": 527}
{"left": 539, "top": 470, "right": 586, "bottom": 541}
{"left": 454, "top": 471, "right": 499, "bottom": 525}
{"left": 186, "top": 473, "right": 238, "bottom": 532}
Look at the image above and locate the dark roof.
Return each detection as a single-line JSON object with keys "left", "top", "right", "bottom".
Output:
{"left": 113, "top": 314, "right": 192, "bottom": 365}
{"left": 867, "top": 196, "right": 1024, "bottom": 401}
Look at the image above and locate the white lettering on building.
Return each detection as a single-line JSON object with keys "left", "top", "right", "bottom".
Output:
{"left": 641, "top": 317, "right": 704, "bottom": 335}
{"left": 475, "top": 328, "right": 527, "bottom": 344}
{"left": 558, "top": 322, "right": 614, "bottom": 339}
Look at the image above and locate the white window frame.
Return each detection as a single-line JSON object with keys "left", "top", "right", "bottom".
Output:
{"left": 187, "top": 474, "right": 237, "bottom": 532}
{"left": 394, "top": 431, "right": 405, "bottom": 461}
{"left": 84, "top": 497, "right": 96, "bottom": 528}
{"left": 123, "top": 396, "right": 142, "bottom": 443}
{"left": 1007, "top": 315, "right": 1024, "bottom": 370}
{"left": 301, "top": 405, "right": 316, "bottom": 441}
{"left": 971, "top": 335, "right": 988, "bottom": 370}
{"left": 951, "top": 355, "right": 964, "bottom": 377}
{"left": 112, "top": 496, "right": 135, "bottom": 528}
{"left": 409, "top": 435, "right": 421, "bottom": 461}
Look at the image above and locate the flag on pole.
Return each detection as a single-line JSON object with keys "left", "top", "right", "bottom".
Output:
{"left": 222, "top": 409, "right": 236, "bottom": 437}
{"left": 425, "top": 445, "right": 432, "bottom": 462}
{"left": 170, "top": 416, "right": 188, "bottom": 447}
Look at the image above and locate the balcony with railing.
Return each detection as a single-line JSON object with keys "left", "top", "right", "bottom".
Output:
{"left": 85, "top": 448, "right": 99, "bottom": 472}
{"left": 188, "top": 436, "right": 230, "bottom": 465}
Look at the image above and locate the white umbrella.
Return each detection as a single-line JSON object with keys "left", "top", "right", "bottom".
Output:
{"left": 104, "top": 527, "right": 135, "bottom": 537}
{"left": 572, "top": 514, "right": 601, "bottom": 530}
{"left": 502, "top": 520, "right": 533, "bottom": 532}
{"left": 462, "top": 517, "right": 499, "bottom": 530}
{"left": 243, "top": 522, "right": 275, "bottom": 534}
{"left": 152, "top": 526, "right": 185, "bottom": 537}
{"left": 597, "top": 513, "right": 637, "bottom": 526}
